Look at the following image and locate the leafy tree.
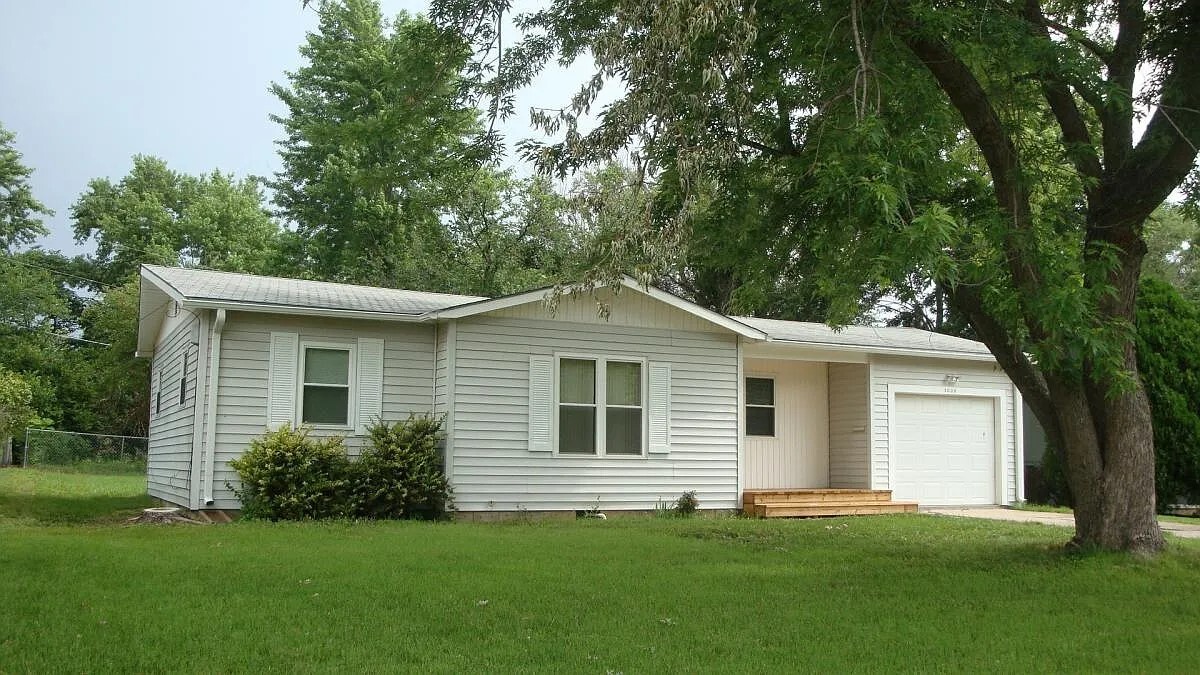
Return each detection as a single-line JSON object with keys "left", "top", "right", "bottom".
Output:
{"left": 448, "top": 170, "right": 583, "bottom": 295}
{"left": 0, "top": 367, "right": 44, "bottom": 464}
{"left": 1143, "top": 206, "right": 1199, "bottom": 304}
{"left": 436, "top": 0, "right": 1200, "bottom": 552}
{"left": 1135, "top": 278, "right": 1200, "bottom": 507}
{"left": 269, "top": 1, "right": 483, "bottom": 289}
{"left": 0, "top": 123, "right": 52, "bottom": 252}
{"left": 71, "top": 155, "right": 283, "bottom": 288}
{"left": 75, "top": 280, "right": 151, "bottom": 436}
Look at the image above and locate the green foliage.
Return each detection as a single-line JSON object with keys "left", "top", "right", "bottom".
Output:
{"left": 0, "top": 367, "right": 42, "bottom": 442}
{"left": 351, "top": 417, "right": 452, "bottom": 520}
{"left": 1135, "top": 278, "right": 1200, "bottom": 506}
{"left": 674, "top": 490, "right": 699, "bottom": 517}
{"left": 1143, "top": 206, "right": 1200, "bottom": 304}
{"left": 71, "top": 155, "right": 283, "bottom": 287}
{"left": 269, "top": 2, "right": 482, "bottom": 289}
{"left": 229, "top": 426, "right": 352, "bottom": 520}
{"left": 0, "top": 123, "right": 51, "bottom": 251}
{"left": 231, "top": 419, "right": 452, "bottom": 521}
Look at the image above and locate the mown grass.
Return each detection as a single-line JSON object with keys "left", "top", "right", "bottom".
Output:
{"left": 0, "top": 467, "right": 154, "bottom": 524}
{"left": 2, "top": 470, "right": 1199, "bottom": 673}
{"left": 1017, "top": 501, "right": 1200, "bottom": 525}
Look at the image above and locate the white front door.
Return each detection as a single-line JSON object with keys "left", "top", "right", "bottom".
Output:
{"left": 893, "top": 394, "right": 996, "bottom": 505}
{"left": 743, "top": 359, "right": 829, "bottom": 489}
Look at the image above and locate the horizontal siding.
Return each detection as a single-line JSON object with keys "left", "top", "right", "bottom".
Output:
{"left": 208, "top": 312, "right": 436, "bottom": 508}
{"left": 488, "top": 286, "right": 725, "bottom": 333}
{"left": 827, "top": 362, "right": 870, "bottom": 489}
{"left": 147, "top": 313, "right": 200, "bottom": 506}
{"left": 452, "top": 315, "right": 739, "bottom": 512}
{"left": 869, "top": 356, "right": 1018, "bottom": 504}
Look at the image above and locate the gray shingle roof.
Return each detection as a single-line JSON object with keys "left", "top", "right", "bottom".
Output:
{"left": 143, "top": 265, "right": 485, "bottom": 315}
{"left": 732, "top": 316, "right": 992, "bottom": 356}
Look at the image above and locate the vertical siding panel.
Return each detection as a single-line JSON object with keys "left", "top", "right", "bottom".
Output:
{"left": 742, "top": 359, "right": 829, "bottom": 489}
{"left": 827, "top": 363, "right": 870, "bottom": 488}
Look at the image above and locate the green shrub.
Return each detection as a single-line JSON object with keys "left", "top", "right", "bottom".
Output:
{"left": 1136, "top": 278, "right": 1200, "bottom": 507}
{"left": 674, "top": 490, "right": 700, "bottom": 517}
{"left": 351, "top": 417, "right": 452, "bottom": 520}
{"left": 230, "top": 418, "right": 452, "bottom": 521}
{"left": 229, "top": 426, "right": 351, "bottom": 520}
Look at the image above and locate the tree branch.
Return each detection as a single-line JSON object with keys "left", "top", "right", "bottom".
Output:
{"left": 1101, "top": 0, "right": 1145, "bottom": 170}
{"left": 1022, "top": 0, "right": 1102, "bottom": 189}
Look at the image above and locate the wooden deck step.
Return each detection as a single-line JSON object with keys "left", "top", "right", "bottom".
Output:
{"left": 745, "top": 489, "right": 895, "bottom": 506}
{"left": 753, "top": 501, "right": 919, "bottom": 518}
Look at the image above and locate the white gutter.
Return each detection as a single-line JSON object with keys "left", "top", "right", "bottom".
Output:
{"left": 183, "top": 299, "right": 428, "bottom": 323}
{"left": 200, "top": 308, "right": 226, "bottom": 505}
{"left": 762, "top": 337, "right": 996, "bottom": 362}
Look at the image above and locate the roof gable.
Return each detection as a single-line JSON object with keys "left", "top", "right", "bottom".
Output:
{"left": 431, "top": 277, "right": 767, "bottom": 339}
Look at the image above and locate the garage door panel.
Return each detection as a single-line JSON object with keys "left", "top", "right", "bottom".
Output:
{"left": 893, "top": 394, "right": 996, "bottom": 506}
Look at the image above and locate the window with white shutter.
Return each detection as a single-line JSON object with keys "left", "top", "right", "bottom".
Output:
{"left": 266, "top": 332, "right": 299, "bottom": 430}
{"left": 647, "top": 363, "right": 671, "bottom": 454}
{"left": 528, "top": 355, "right": 554, "bottom": 452}
{"left": 355, "top": 338, "right": 384, "bottom": 435}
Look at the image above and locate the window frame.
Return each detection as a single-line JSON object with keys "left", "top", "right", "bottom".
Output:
{"left": 296, "top": 340, "right": 357, "bottom": 430}
{"left": 744, "top": 375, "right": 776, "bottom": 438}
{"left": 553, "top": 353, "right": 647, "bottom": 458}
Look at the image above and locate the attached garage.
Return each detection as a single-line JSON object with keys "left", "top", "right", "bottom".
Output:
{"left": 891, "top": 393, "right": 1002, "bottom": 505}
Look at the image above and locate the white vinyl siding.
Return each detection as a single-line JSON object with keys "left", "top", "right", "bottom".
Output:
{"left": 208, "top": 312, "right": 435, "bottom": 508}
{"left": 827, "top": 362, "right": 870, "bottom": 488}
{"left": 453, "top": 315, "right": 739, "bottom": 512}
{"left": 742, "top": 359, "right": 829, "bottom": 490}
{"left": 147, "top": 312, "right": 200, "bottom": 505}
{"left": 870, "top": 356, "right": 1018, "bottom": 504}
{"left": 489, "top": 286, "right": 728, "bottom": 333}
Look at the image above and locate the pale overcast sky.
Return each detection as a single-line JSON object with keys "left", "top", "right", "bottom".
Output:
{"left": 0, "top": 1, "right": 597, "bottom": 255}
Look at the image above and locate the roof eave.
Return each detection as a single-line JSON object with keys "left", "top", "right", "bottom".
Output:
{"left": 182, "top": 298, "right": 430, "bottom": 323}
{"left": 765, "top": 338, "right": 996, "bottom": 362}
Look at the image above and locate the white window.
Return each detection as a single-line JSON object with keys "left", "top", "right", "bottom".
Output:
{"left": 299, "top": 343, "right": 355, "bottom": 428}
{"left": 745, "top": 376, "right": 775, "bottom": 437}
{"left": 557, "top": 356, "right": 644, "bottom": 456}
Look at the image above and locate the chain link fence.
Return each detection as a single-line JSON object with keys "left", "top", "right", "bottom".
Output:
{"left": 23, "top": 429, "right": 148, "bottom": 474}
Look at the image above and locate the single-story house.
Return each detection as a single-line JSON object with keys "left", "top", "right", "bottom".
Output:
{"left": 137, "top": 264, "right": 1025, "bottom": 515}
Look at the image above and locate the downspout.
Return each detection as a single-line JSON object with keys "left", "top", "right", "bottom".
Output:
{"left": 187, "top": 311, "right": 212, "bottom": 510}
{"left": 201, "top": 309, "right": 226, "bottom": 505}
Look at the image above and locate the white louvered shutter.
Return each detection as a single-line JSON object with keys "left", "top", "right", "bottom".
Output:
{"left": 528, "top": 355, "right": 554, "bottom": 452}
{"left": 150, "top": 368, "right": 160, "bottom": 420}
{"left": 648, "top": 363, "right": 672, "bottom": 454}
{"left": 266, "top": 332, "right": 299, "bottom": 430}
{"left": 355, "top": 337, "right": 385, "bottom": 435}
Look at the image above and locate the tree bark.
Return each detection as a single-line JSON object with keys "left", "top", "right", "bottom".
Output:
{"left": 1047, "top": 376, "right": 1163, "bottom": 553}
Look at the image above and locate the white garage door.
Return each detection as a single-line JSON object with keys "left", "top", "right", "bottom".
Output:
{"left": 893, "top": 394, "right": 996, "bottom": 505}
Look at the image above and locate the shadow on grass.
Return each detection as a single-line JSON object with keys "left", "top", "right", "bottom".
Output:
{"left": 0, "top": 493, "right": 156, "bottom": 525}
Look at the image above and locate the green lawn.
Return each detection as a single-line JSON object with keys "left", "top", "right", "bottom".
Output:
{"left": 2, "top": 470, "right": 1200, "bottom": 672}
{"left": 1016, "top": 501, "right": 1200, "bottom": 526}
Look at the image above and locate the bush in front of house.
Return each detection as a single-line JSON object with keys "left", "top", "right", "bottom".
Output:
{"left": 229, "top": 426, "right": 351, "bottom": 520}
{"left": 230, "top": 417, "right": 451, "bottom": 521}
{"left": 350, "top": 417, "right": 452, "bottom": 520}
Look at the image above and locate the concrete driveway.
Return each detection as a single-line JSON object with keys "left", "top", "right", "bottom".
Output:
{"left": 926, "top": 507, "right": 1200, "bottom": 540}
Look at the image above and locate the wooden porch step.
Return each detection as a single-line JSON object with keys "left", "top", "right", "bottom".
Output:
{"left": 743, "top": 489, "right": 896, "bottom": 507}
{"left": 753, "top": 501, "right": 919, "bottom": 518}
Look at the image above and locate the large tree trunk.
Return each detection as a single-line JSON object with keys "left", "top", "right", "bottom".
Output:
{"left": 1049, "top": 377, "right": 1164, "bottom": 553}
